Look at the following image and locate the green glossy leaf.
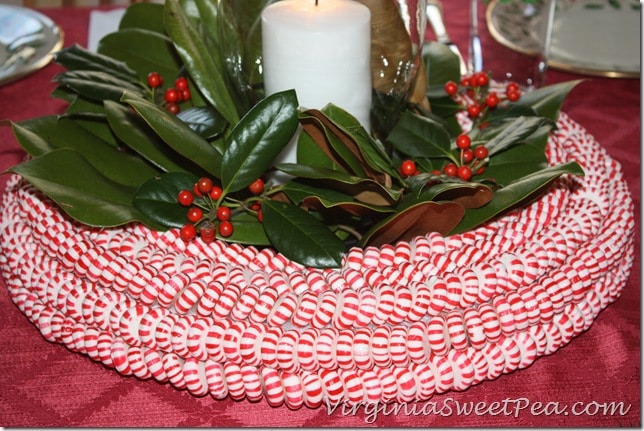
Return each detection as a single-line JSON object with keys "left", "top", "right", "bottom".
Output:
{"left": 53, "top": 70, "right": 144, "bottom": 102}
{"left": 164, "top": 1, "right": 240, "bottom": 125}
{"left": 485, "top": 116, "right": 549, "bottom": 157}
{"left": 10, "top": 149, "right": 157, "bottom": 228}
{"left": 262, "top": 200, "right": 345, "bottom": 268}
{"left": 103, "top": 100, "right": 194, "bottom": 174}
{"left": 451, "top": 162, "right": 585, "bottom": 234}
{"left": 53, "top": 44, "right": 139, "bottom": 82}
{"left": 515, "top": 80, "right": 583, "bottom": 121}
{"left": 98, "top": 28, "right": 181, "bottom": 84}
{"left": 119, "top": 2, "right": 165, "bottom": 34}
{"left": 133, "top": 172, "right": 199, "bottom": 228}
{"left": 225, "top": 211, "right": 271, "bottom": 245}
{"left": 176, "top": 106, "right": 227, "bottom": 140}
{"left": 422, "top": 42, "right": 462, "bottom": 96}
{"left": 296, "top": 128, "right": 339, "bottom": 170}
{"left": 277, "top": 163, "right": 402, "bottom": 206}
{"left": 122, "top": 92, "right": 222, "bottom": 178}
{"left": 387, "top": 110, "right": 452, "bottom": 159}
{"left": 11, "top": 116, "right": 158, "bottom": 187}
{"left": 222, "top": 90, "right": 299, "bottom": 193}
{"left": 402, "top": 179, "right": 493, "bottom": 209}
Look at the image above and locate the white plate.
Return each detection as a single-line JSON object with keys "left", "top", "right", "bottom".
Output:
{"left": 0, "top": 5, "right": 64, "bottom": 86}
{"left": 486, "top": 0, "right": 640, "bottom": 78}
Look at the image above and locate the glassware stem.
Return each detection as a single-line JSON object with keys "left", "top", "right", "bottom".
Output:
{"left": 468, "top": 0, "right": 483, "bottom": 73}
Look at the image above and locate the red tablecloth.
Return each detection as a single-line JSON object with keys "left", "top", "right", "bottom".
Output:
{"left": 0, "top": 4, "right": 640, "bottom": 427}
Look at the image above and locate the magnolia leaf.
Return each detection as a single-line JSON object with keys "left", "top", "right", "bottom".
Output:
{"left": 225, "top": 212, "right": 271, "bottom": 245}
{"left": 122, "top": 92, "right": 223, "bottom": 178}
{"left": 53, "top": 70, "right": 144, "bottom": 102}
{"left": 296, "top": 128, "right": 340, "bottom": 170}
{"left": 9, "top": 149, "right": 157, "bottom": 228}
{"left": 451, "top": 161, "right": 585, "bottom": 234}
{"left": 103, "top": 100, "right": 195, "bottom": 174}
{"left": 482, "top": 137, "right": 549, "bottom": 186}
{"left": 54, "top": 44, "right": 140, "bottom": 82}
{"left": 133, "top": 172, "right": 199, "bottom": 228}
{"left": 11, "top": 116, "right": 159, "bottom": 187}
{"left": 176, "top": 106, "right": 227, "bottom": 139}
{"left": 222, "top": 90, "right": 299, "bottom": 193}
{"left": 402, "top": 180, "right": 494, "bottom": 210}
{"left": 516, "top": 80, "right": 584, "bottom": 121}
{"left": 387, "top": 110, "right": 452, "bottom": 159}
{"left": 119, "top": 2, "right": 165, "bottom": 34}
{"left": 485, "top": 116, "right": 549, "bottom": 157}
{"left": 277, "top": 163, "right": 402, "bottom": 206}
{"left": 98, "top": 28, "right": 181, "bottom": 83}
{"left": 361, "top": 201, "right": 464, "bottom": 248}
{"left": 262, "top": 200, "right": 345, "bottom": 268}
{"left": 164, "top": 0, "right": 240, "bottom": 125}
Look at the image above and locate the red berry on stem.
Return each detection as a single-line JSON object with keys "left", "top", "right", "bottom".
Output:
{"left": 506, "top": 82, "right": 520, "bottom": 93}
{"left": 182, "top": 89, "right": 191, "bottom": 101}
{"left": 218, "top": 221, "right": 234, "bottom": 237}
{"left": 187, "top": 207, "right": 203, "bottom": 223}
{"left": 178, "top": 190, "right": 194, "bottom": 206}
{"left": 200, "top": 223, "right": 216, "bottom": 241}
{"left": 249, "top": 179, "right": 264, "bottom": 195}
{"left": 400, "top": 160, "right": 416, "bottom": 177}
{"left": 193, "top": 183, "right": 204, "bottom": 198}
{"left": 462, "top": 148, "right": 474, "bottom": 163}
{"left": 147, "top": 72, "right": 163, "bottom": 88}
{"left": 175, "top": 77, "right": 189, "bottom": 90}
{"left": 474, "top": 145, "right": 489, "bottom": 160}
{"left": 474, "top": 72, "right": 489, "bottom": 87}
{"left": 431, "top": 169, "right": 442, "bottom": 176}
{"left": 209, "top": 186, "right": 223, "bottom": 200}
{"left": 460, "top": 77, "right": 471, "bottom": 87}
{"left": 165, "top": 88, "right": 180, "bottom": 103}
{"left": 467, "top": 104, "right": 481, "bottom": 118}
{"left": 456, "top": 134, "right": 471, "bottom": 149}
{"left": 486, "top": 92, "right": 500, "bottom": 108}
{"left": 257, "top": 209, "right": 263, "bottom": 223}
{"left": 457, "top": 165, "right": 472, "bottom": 181}
{"left": 197, "top": 177, "right": 213, "bottom": 195}
{"left": 443, "top": 163, "right": 458, "bottom": 177}
{"left": 166, "top": 102, "right": 180, "bottom": 115}
{"left": 180, "top": 223, "right": 197, "bottom": 241}
{"left": 476, "top": 166, "right": 486, "bottom": 175}
{"left": 444, "top": 80, "right": 458, "bottom": 96}
{"left": 216, "top": 206, "right": 231, "bottom": 221}
{"left": 507, "top": 90, "right": 521, "bottom": 102}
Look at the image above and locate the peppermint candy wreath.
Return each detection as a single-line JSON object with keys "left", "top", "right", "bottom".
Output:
{"left": 0, "top": 112, "right": 635, "bottom": 409}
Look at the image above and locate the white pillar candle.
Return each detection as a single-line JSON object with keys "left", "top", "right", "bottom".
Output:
{"left": 262, "top": 0, "right": 372, "bottom": 165}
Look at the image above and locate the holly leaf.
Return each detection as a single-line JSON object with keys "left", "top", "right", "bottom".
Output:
{"left": 54, "top": 44, "right": 140, "bottom": 83}
{"left": 133, "top": 172, "right": 199, "bottom": 228}
{"left": 262, "top": 200, "right": 345, "bottom": 268}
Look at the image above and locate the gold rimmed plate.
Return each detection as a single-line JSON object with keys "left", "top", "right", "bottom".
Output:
{"left": 0, "top": 5, "right": 64, "bottom": 87}
{"left": 486, "top": 0, "right": 640, "bottom": 78}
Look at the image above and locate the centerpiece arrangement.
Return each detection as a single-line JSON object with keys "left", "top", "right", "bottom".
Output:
{"left": 0, "top": 0, "right": 635, "bottom": 411}
{"left": 7, "top": 0, "right": 582, "bottom": 268}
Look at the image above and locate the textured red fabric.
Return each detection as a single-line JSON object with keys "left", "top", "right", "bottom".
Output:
{"left": 0, "top": 4, "right": 640, "bottom": 427}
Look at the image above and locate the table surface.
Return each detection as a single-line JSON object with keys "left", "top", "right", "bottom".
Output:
{"left": 0, "top": 3, "right": 640, "bottom": 428}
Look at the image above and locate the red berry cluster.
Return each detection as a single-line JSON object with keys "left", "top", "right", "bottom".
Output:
{"left": 444, "top": 72, "right": 521, "bottom": 120}
{"left": 146, "top": 72, "right": 192, "bottom": 115}
{"left": 177, "top": 177, "right": 265, "bottom": 243}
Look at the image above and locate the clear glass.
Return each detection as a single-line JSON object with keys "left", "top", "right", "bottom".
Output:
{"left": 356, "top": 0, "right": 427, "bottom": 138}
{"left": 471, "top": 0, "right": 556, "bottom": 89}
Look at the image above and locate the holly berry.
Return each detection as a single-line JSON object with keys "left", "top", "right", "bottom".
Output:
{"left": 147, "top": 72, "right": 163, "bottom": 88}
{"left": 474, "top": 145, "right": 489, "bottom": 160}
{"left": 443, "top": 163, "right": 458, "bottom": 177}
{"left": 248, "top": 179, "right": 265, "bottom": 195}
{"left": 200, "top": 223, "right": 216, "bottom": 243}
{"left": 506, "top": 82, "right": 520, "bottom": 93}
{"left": 216, "top": 206, "right": 231, "bottom": 221}
{"left": 473, "top": 72, "right": 489, "bottom": 87}
{"left": 178, "top": 190, "right": 194, "bottom": 206}
{"left": 218, "top": 220, "right": 234, "bottom": 237}
{"left": 431, "top": 169, "right": 442, "bottom": 176}
{"left": 467, "top": 104, "right": 481, "bottom": 118}
{"left": 193, "top": 183, "right": 204, "bottom": 198}
{"left": 460, "top": 77, "right": 471, "bottom": 87}
{"left": 175, "top": 77, "right": 189, "bottom": 91}
{"left": 197, "top": 177, "right": 213, "bottom": 195}
{"left": 476, "top": 165, "right": 486, "bottom": 175}
{"left": 166, "top": 102, "right": 180, "bottom": 115}
{"left": 457, "top": 165, "right": 472, "bottom": 181}
{"left": 507, "top": 90, "right": 521, "bottom": 102}
{"left": 400, "top": 160, "right": 416, "bottom": 177}
{"left": 182, "top": 89, "right": 191, "bottom": 101}
{"left": 486, "top": 92, "right": 500, "bottom": 108}
{"left": 209, "top": 186, "right": 223, "bottom": 200}
{"left": 462, "top": 148, "right": 474, "bottom": 163}
{"left": 257, "top": 209, "right": 263, "bottom": 223}
{"left": 179, "top": 223, "right": 196, "bottom": 241}
{"left": 165, "top": 88, "right": 180, "bottom": 103}
{"left": 444, "top": 80, "right": 458, "bottom": 96}
{"left": 456, "top": 134, "right": 471, "bottom": 150}
{"left": 187, "top": 207, "right": 203, "bottom": 223}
